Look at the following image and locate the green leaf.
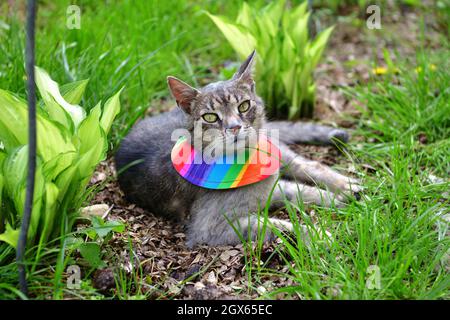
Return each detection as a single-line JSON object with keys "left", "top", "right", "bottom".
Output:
{"left": 36, "top": 111, "right": 76, "bottom": 163}
{"left": 254, "top": 15, "right": 273, "bottom": 50}
{"left": 75, "top": 136, "right": 107, "bottom": 190}
{"left": 206, "top": 13, "right": 256, "bottom": 60}
{"left": 35, "top": 66, "right": 86, "bottom": 128}
{"left": 289, "top": 1, "right": 308, "bottom": 22}
{"left": 78, "top": 242, "right": 106, "bottom": 268}
{"left": 0, "top": 90, "right": 28, "bottom": 151}
{"left": 308, "top": 26, "right": 334, "bottom": 68}
{"left": 236, "top": 2, "right": 253, "bottom": 29}
{"left": 0, "top": 88, "right": 76, "bottom": 162}
{"left": 3, "top": 148, "right": 46, "bottom": 240}
{"left": 29, "top": 163, "right": 46, "bottom": 241}
{"left": 3, "top": 146, "right": 28, "bottom": 194}
{"left": 77, "top": 102, "right": 103, "bottom": 154}
{"left": 65, "top": 236, "right": 84, "bottom": 250}
{"left": 262, "top": 0, "right": 285, "bottom": 36}
{"left": 0, "top": 224, "right": 19, "bottom": 248}
{"left": 100, "top": 88, "right": 123, "bottom": 135}
{"left": 91, "top": 216, "right": 125, "bottom": 239}
{"left": 54, "top": 165, "right": 78, "bottom": 208}
{"left": 60, "top": 79, "right": 89, "bottom": 105}
{"left": 39, "top": 182, "right": 60, "bottom": 244}
{"left": 107, "top": 220, "right": 125, "bottom": 233}
{"left": 0, "top": 152, "right": 4, "bottom": 219}
{"left": 42, "top": 151, "right": 77, "bottom": 181}
{"left": 76, "top": 103, "right": 108, "bottom": 186}
{"left": 281, "top": 66, "right": 296, "bottom": 100}
{"left": 281, "top": 34, "right": 296, "bottom": 74}
{"left": 290, "top": 13, "right": 310, "bottom": 55}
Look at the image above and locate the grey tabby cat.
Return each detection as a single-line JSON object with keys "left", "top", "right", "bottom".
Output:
{"left": 115, "top": 51, "right": 361, "bottom": 247}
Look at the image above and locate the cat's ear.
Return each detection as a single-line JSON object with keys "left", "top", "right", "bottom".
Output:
{"left": 232, "top": 50, "right": 256, "bottom": 87}
{"left": 167, "top": 76, "right": 200, "bottom": 114}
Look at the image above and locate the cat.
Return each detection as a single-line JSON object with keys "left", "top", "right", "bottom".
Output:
{"left": 115, "top": 51, "right": 361, "bottom": 247}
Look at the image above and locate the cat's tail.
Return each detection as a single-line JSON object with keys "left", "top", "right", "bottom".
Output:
{"left": 263, "top": 121, "right": 349, "bottom": 146}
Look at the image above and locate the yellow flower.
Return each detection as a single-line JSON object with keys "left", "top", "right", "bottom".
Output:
{"left": 415, "top": 64, "right": 437, "bottom": 74}
{"left": 372, "top": 67, "right": 388, "bottom": 75}
{"left": 372, "top": 66, "right": 400, "bottom": 76}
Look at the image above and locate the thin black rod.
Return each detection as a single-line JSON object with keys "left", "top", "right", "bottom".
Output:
{"left": 16, "top": 0, "right": 37, "bottom": 297}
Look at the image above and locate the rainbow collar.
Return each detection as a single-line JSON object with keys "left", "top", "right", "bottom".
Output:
{"left": 171, "top": 135, "right": 281, "bottom": 189}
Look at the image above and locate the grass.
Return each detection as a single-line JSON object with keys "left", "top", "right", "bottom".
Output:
{"left": 0, "top": 0, "right": 243, "bottom": 146}
{"left": 0, "top": 1, "right": 449, "bottom": 299}
{"left": 244, "top": 49, "right": 450, "bottom": 299}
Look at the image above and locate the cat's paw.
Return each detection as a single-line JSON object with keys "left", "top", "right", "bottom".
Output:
{"left": 337, "top": 177, "right": 363, "bottom": 200}
{"left": 270, "top": 219, "right": 333, "bottom": 244}
{"left": 296, "top": 225, "right": 334, "bottom": 248}
{"left": 268, "top": 218, "right": 294, "bottom": 233}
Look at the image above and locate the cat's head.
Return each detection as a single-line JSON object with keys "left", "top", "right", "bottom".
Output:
{"left": 167, "top": 51, "right": 265, "bottom": 153}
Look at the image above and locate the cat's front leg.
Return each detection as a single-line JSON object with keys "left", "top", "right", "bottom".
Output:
{"left": 270, "top": 179, "right": 346, "bottom": 210}
{"left": 280, "top": 144, "right": 362, "bottom": 196}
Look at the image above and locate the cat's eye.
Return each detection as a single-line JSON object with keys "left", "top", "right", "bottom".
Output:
{"left": 202, "top": 113, "right": 219, "bottom": 123}
{"left": 238, "top": 100, "right": 250, "bottom": 113}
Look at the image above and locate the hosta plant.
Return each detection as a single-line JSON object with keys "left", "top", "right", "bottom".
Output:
{"left": 207, "top": 0, "right": 333, "bottom": 119}
{"left": 0, "top": 67, "right": 121, "bottom": 251}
